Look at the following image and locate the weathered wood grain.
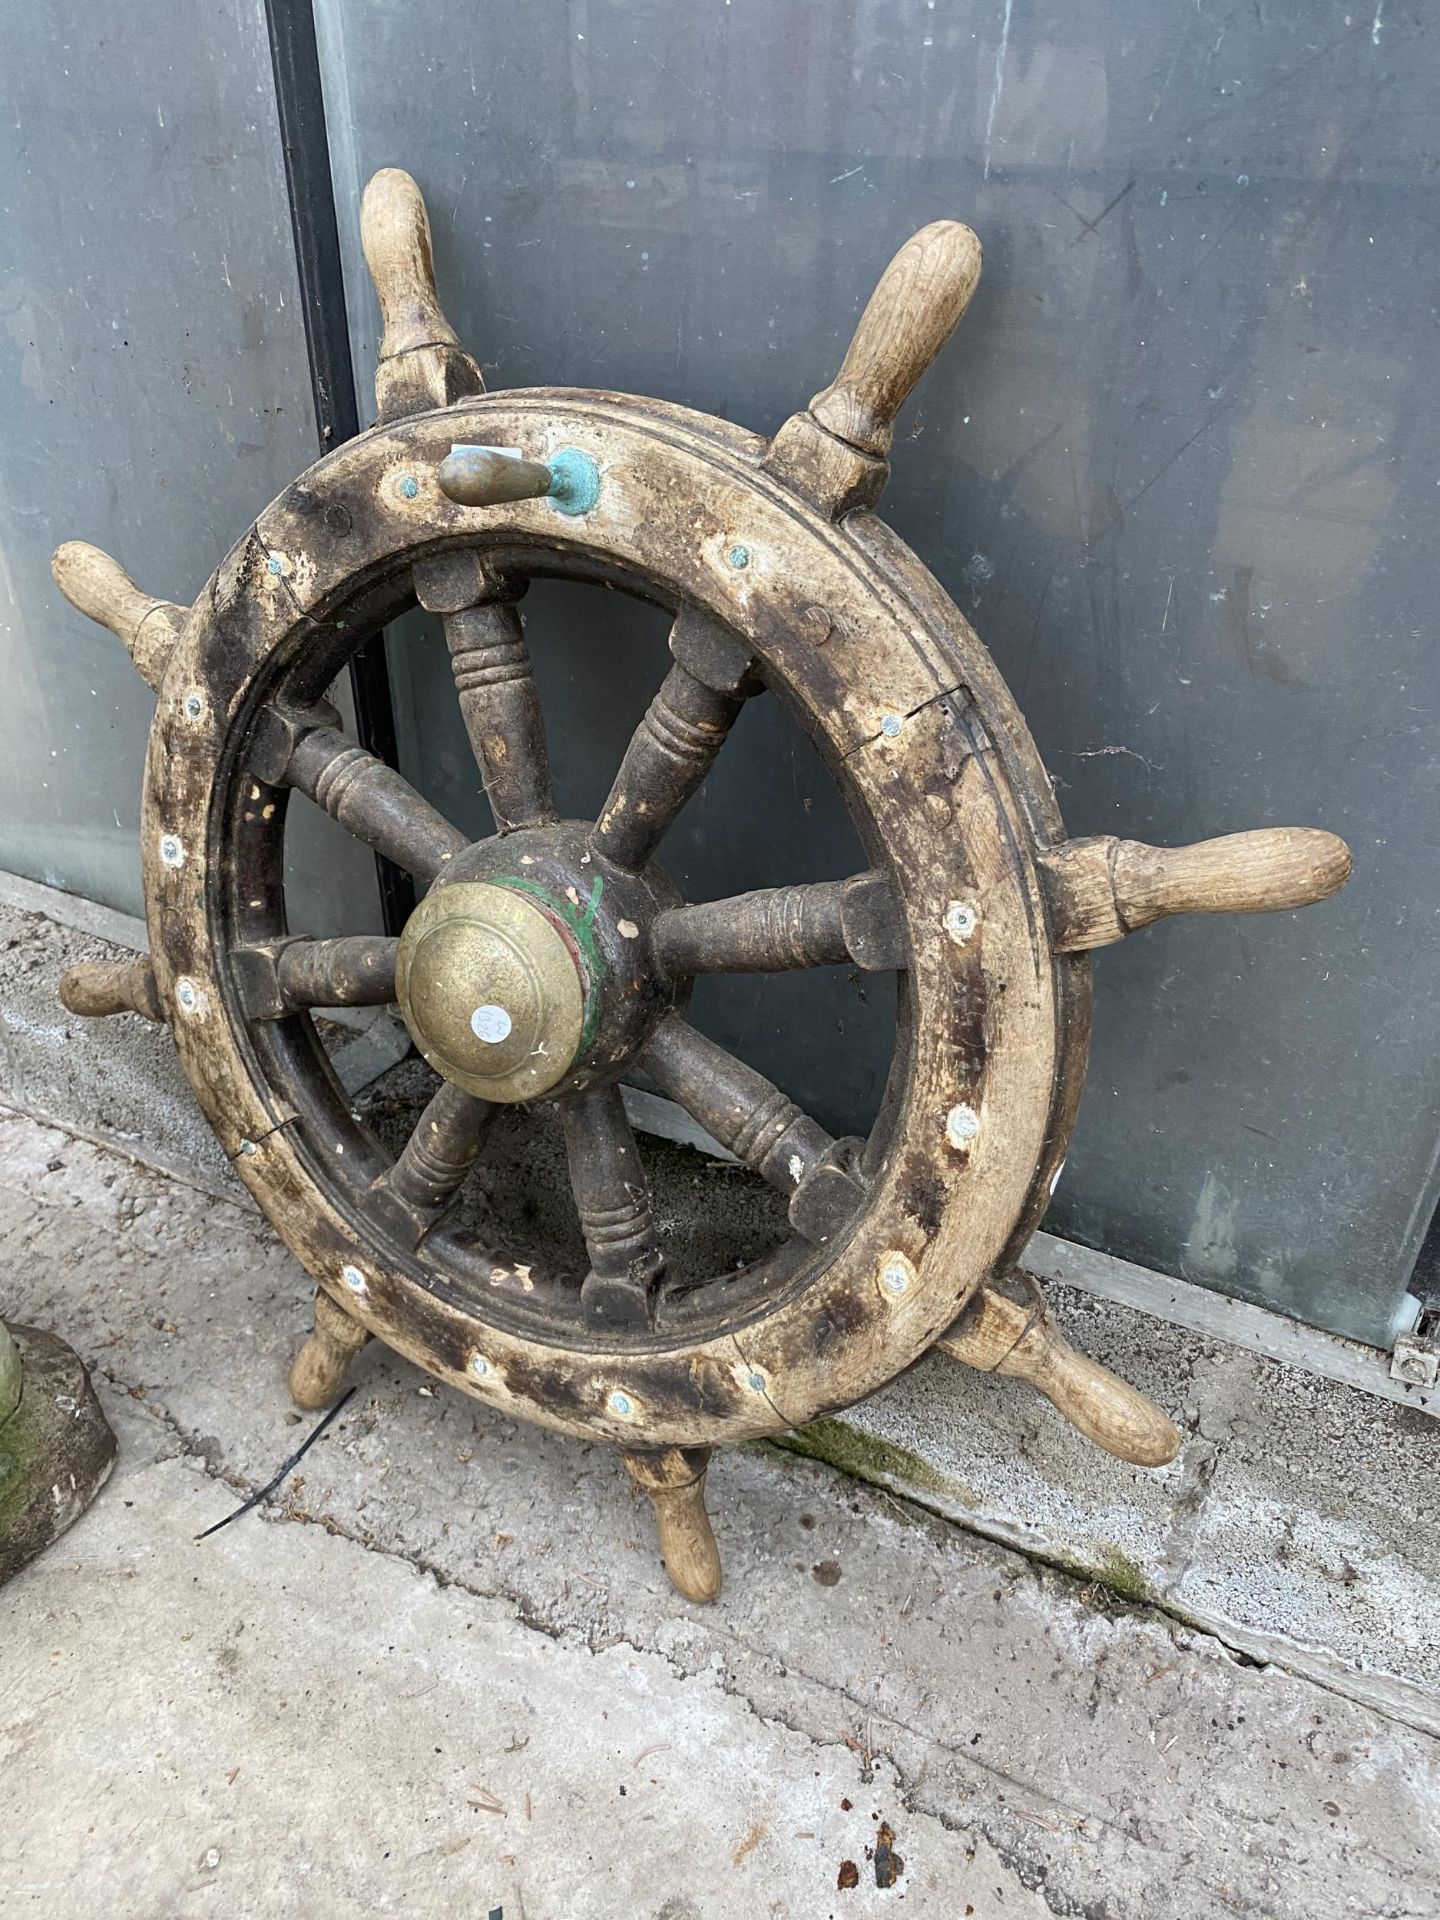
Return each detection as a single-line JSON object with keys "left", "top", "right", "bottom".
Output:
{"left": 58, "top": 954, "right": 164, "bottom": 1022}
{"left": 652, "top": 870, "right": 902, "bottom": 977}
{"left": 592, "top": 662, "right": 746, "bottom": 872}
{"left": 639, "top": 1015, "right": 833, "bottom": 1196}
{"left": 360, "top": 167, "right": 483, "bottom": 422}
{"left": 1040, "top": 829, "right": 1353, "bottom": 951}
{"left": 289, "top": 1287, "right": 372, "bottom": 1410}
{"left": 621, "top": 1446, "right": 722, "bottom": 1603}
{"left": 371, "top": 1081, "right": 494, "bottom": 1246}
{"left": 51, "top": 541, "right": 186, "bottom": 692}
{"left": 110, "top": 169, "right": 1350, "bottom": 1527}
{"left": 283, "top": 722, "right": 468, "bottom": 884}
{"left": 139, "top": 387, "right": 1072, "bottom": 1456}
{"left": 764, "top": 221, "right": 981, "bottom": 517}
{"left": 562, "top": 1086, "right": 664, "bottom": 1332}
{"left": 938, "top": 1277, "right": 1180, "bottom": 1468}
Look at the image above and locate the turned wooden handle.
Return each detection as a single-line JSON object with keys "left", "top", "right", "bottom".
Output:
{"left": 51, "top": 541, "right": 185, "bottom": 692}
{"left": 938, "top": 1285, "right": 1180, "bottom": 1468}
{"left": 808, "top": 221, "right": 982, "bottom": 456}
{"left": 290, "top": 1289, "right": 371, "bottom": 1411}
{"left": 58, "top": 955, "right": 164, "bottom": 1022}
{"left": 361, "top": 166, "right": 462, "bottom": 361}
{"left": 1040, "top": 827, "right": 1353, "bottom": 953}
{"left": 621, "top": 1447, "right": 722, "bottom": 1604}
{"left": 359, "top": 168, "right": 483, "bottom": 421}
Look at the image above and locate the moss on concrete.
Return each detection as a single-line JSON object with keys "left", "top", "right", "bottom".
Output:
{"left": 0, "top": 1401, "right": 40, "bottom": 1526}
{"left": 774, "top": 1416, "right": 1164, "bottom": 1607}
{"left": 1094, "top": 1549, "right": 1152, "bottom": 1605}
{"left": 0, "top": 1321, "right": 21, "bottom": 1427}
{"left": 773, "top": 1416, "right": 977, "bottom": 1508}
{"left": 0, "top": 1325, "right": 116, "bottom": 1584}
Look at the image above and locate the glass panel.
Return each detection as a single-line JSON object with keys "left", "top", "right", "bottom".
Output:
{"left": 315, "top": 0, "right": 1439, "bottom": 1344}
{"left": 0, "top": 0, "right": 380, "bottom": 936}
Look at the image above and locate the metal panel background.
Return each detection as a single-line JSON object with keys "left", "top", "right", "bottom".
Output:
{"left": 0, "top": 0, "right": 380, "bottom": 935}
{"left": 314, "top": 0, "right": 1440, "bottom": 1347}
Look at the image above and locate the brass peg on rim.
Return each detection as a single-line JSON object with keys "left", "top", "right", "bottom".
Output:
{"left": 438, "top": 443, "right": 602, "bottom": 515}
{"left": 764, "top": 219, "right": 982, "bottom": 518}
{"left": 360, "top": 167, "right": 483, "bottom": 421}
{"left": 437, "top": 445, "right": 555, "bottom": 506}
{"left": 51, "top": 541, "right": 186, "bottom": 693}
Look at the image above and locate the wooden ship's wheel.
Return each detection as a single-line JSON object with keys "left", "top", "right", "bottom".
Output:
{"left": 54, "top": 172, "right": 1351, "bottom": 1601}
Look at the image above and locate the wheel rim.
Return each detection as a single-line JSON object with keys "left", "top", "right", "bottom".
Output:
{"left": 140, "top": 390, "right": 1082, "bottom": 1447}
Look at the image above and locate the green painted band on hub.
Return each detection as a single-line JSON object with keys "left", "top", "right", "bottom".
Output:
{"left": 488, "top": 874, "right": 606, "bottom": 1055}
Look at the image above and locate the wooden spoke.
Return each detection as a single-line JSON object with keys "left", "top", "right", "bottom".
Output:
{"left": 444, "top": 603, "right": 556, "bottom": 830}
{"left": 371, "top": 1081, "right": 495, "bottom": 1246}
{"left": 637, "top": 1016, "right": 833, "bottom": 1196}
{"left": 272, "top": 715, "right": 468, "bottom": 884}
{"left": 592, "top": 662, "right": 741, "bottom": 870}
{"left": 655, "top": 882, "right": 846, "bottom": 976}
{"left": 639, "top": 1018, "right": 867, "bottom": 1244}
{"left": 652, "top": 870, "right": 902, "bottom": 978}
{"left": 232, "top": 936, "right": 398, "bottom": 1019}
{"left": 561, "top": 1086, "right": 664, "bottom": 1332}
{"left": 277, "top": 936, "right": 397, "bottom": 1010}
{"left": 413, "top": 552, "right": 557, "bottom": 835}
{"left": 591, "top": 608, "right": 758, "bottom": 872}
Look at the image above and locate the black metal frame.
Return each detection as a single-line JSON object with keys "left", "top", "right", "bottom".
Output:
{"left": 262, "top": 0, "right": 415, "bottom": 935}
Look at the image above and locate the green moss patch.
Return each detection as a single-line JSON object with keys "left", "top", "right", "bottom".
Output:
{"left": 772, "top": 1416, "right": 976, "bottom": 1508}
{"left": 1094, "top": 1548, "right": 1152, "bottom": 1605}
{"left": 773, "top": 1417, "right": 1164, "bottom": 1610}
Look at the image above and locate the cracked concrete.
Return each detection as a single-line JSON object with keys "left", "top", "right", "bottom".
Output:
{"left": 8, "top": 1401, "right": 1051, "bottom": 1920}
{"left": 10, "top": 877, "right": 1439, "bottom": 1741}
{"left": 0, "top": 890, "right": 236, "bottom": 1197}
{"left": 834, "top": 1281, "right": 1440, "bottom": 1737}
{"left": 3, "top": 1107, "right": 1439, "bottom": 1918}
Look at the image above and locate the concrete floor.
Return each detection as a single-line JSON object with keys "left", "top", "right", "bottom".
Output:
{"left": 3, "top": 1105, "right": 1438, "bottom": 1918}
{"left": 9, "top": 877, "right": 1438, "bottom": 1743}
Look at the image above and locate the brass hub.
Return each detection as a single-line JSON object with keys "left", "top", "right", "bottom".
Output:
{"left": 395, "top": 881, "right": 588, "bottom": 1102}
